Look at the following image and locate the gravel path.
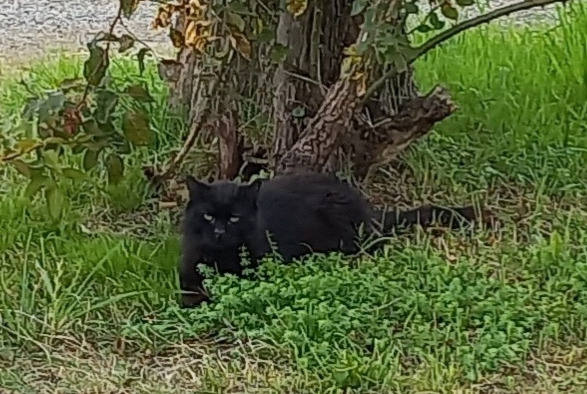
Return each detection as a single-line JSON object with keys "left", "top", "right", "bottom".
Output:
{"left": 0, "top": 0, "right": 564, "bottom": 65}
{"left": 0, "top": 0, "right": 170, "bottom": 65}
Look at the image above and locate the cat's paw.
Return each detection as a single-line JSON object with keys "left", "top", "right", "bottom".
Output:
{"left": 180, "top": 292, "right": 210, "bottom": 309}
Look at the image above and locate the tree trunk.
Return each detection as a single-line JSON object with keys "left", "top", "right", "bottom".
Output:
{"left": 162, "top": 1, "right": 454, "bottom": 184}
{"left": 272, "top": 1, "right": 454, "bottom": 179}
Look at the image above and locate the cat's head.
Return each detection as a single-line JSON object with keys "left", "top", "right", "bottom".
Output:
{"left": 183, "top": 176, "right": 262, "bottom": 250}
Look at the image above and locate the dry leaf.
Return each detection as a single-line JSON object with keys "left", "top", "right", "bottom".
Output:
{"left": 356, "top": 73, "right": 367, "bottom": 97}
{"left": 286, "top": 0, "right": 308, "bottom": 17}
{"left": 169, "top": 27, "right": 184, "bottom": 48}
{"left": 230, "top": 32, "right": 252, "bottom": 60}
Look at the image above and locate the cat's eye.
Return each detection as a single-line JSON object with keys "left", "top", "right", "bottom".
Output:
{"left": 203, "top": 214, "right": 214, "bottom": 222}
{"left": 229, "top": 216, "right": 240, "bottom": 223}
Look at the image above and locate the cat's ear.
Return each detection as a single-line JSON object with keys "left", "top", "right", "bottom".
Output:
{"left": 239, "top": 179, "right": 262, "bottom": 205}
{"left": 186, "top": 176, "right": 209, "bottom": 200}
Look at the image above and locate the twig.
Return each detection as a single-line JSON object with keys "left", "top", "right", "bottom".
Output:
{"left": 283, "top": 70, "right": 328, "bottom": 93}
{"left": 157, "top": 69, "right": 221, "bottom": 180}
{"left": 414, "top": 0, "right": 569, "bottom": 61}
{"left": 1, "top": 143, "right": 43, "bottom": 163}
{"left": 1, "top": 138, "right": 81, "bottom": 163}
{"left": 118, "top": 18, "right": 161, "bottom": 61}
{"left": 76, "top": 3, "right": 123, "bottom": 109}
{"left": 364, "top": 0, "right": 569, "bottom": 102}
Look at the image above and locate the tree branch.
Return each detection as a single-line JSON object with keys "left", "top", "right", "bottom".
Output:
{"left": 414, "top": 0, "right": 569, "bottom": 61}
{"left": 352, "top": 85, "right": 457, "bottom": 174}
{"left": 364, "top": 0, "right": 569, "bottom": 102}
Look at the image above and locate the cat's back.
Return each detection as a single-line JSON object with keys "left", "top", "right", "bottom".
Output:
{"left": 257, "top": 173, "right": 365, "bottom": 210}
{"left": 253, "top": 174, "right": 372, "bottom": 257}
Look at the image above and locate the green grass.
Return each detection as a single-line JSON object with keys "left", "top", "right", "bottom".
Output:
{"left": 2, "top": 4, "right": 587, "bottom": 392}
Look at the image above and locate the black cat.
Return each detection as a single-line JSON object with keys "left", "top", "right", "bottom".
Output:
{"left": 179, "top": 173, "right": 489, "bottom": 308}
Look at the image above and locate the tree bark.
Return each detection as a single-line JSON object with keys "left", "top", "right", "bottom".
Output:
{"left": 271, "top": 0, "right": 426, "bottom": 178}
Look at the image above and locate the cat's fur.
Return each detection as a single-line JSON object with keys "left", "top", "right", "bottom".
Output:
{"left": 179, "top": 173, "right": 488, "bottom": 308}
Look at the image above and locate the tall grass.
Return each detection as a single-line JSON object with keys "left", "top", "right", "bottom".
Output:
{"left": 1, "top": 4, "right": 587, "bottom": 392}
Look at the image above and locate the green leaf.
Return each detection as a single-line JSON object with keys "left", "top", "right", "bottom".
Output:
{"left": 389, "top": 52, "right": 408, "bottom": 73}
{"left": 292, "top": 106, "right": 306, "bottom": 118}
{"left": 21, "top": 98, "right": 42, "bottom": 121}
{"left": 72, "top": 144, "right": 86, "bottom": 155}
{"left": 404, "top": 3, "right": 419, "bottom": 14}
{"left": 227, "top": 1, "right": 248, "bottom": 13}
{"left": 333, "top": 369, "right": 350, "bottom": 386}
{"left": 121, "top": 0, "right": 139, "bottom": 19}
{"left": 257, "top": 28, "right": 275, "bottom": 43}
{"left": 46, "top": 186, "right": 65, "bottom": 220}
{"left": 456, "top": 0, "right": 475, "bottom": 6}
{"left": 38, "top": 92, "right": 67, "bottom": 123}
{"left": 82, "top": 119, "right": 104, "bottom": 136}
{"left": 94, "top": 89, "right": 119, "bottom": 124}
{"left": 123, "top": 84, "right": 154, "bottom": 102}
{"left": 116, "top": 140, "right": 132, "bottom": 155}
{"left": 270, "top": 44, "right": 289, "bottom": 63}
{"left": 62, "top": 168, "right": 92, "bottom": 183}
{"left": 24, "top": 174, "right": 48, "bottom": 198}
{"left": 106, "top": 154, "right": 124, "bottom": 184}
{"left": 84, "top": 43, "right": 109, "bottom": 87}
{"left": 416, "top": 24, "right": 432, "bottom": 33}
{"left": 429, "top": 11, "right": 446, "bottom": 30}
{"left": 12, "top": 159, "right": 31, "bottom": 177}
{"left": 137, "top": 48, "right": 150, "bottom": 76}
{"left": 118, "top": 34, "right": 135, "bottom": 53}
{"left": 122, "top": 110, "right": 151, "bottom": 146}
{"left": 441, "top": 4, "right": 459, "bottom": 20}
{"left": 97, "top": 121, "right": 117, "bottom": 136}
{"left": 350, "top": 0, "right": 368, "bottom": 16}
{"left": 42, "top": 150, "right": 61, "bottom": 171}
{"left": 226, "top": 11, "right": 246, "bottom": 32}
{"left": 83, "top": 149, "right": 100, "bottom": 171}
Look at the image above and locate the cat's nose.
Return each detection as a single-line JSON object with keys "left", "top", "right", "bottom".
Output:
{"left": 214, "top": 227, "right": 226, "bottom": 239}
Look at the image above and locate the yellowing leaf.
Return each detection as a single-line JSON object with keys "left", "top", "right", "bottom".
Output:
{"left": 152, "top": 6, "right": 172, "bottom": 29}
{"left": 356, "top": 73, "right": 367, "bottom": 97}
{"left": 16, "top": 139, "right": 38, "bottom": 153}
{"left": 343, "top": 44, "right": 360, "bottom": 57}
{"left": 230, "top": 32, "right": 252, "bottom": 60}
{"left": 351, "top": 71, "right": 365, "bottom": 82}
{"left": 341, "top": 57, "right": 353, "bottom": 75}
{"left": 286, "top": 0, "right": 308, "bottom": 17}
{"left": 184, "top": 21, "right": 200, "bottom": 48}
{"left": 190, "top": 0, "right": 208, "bottom": 11}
